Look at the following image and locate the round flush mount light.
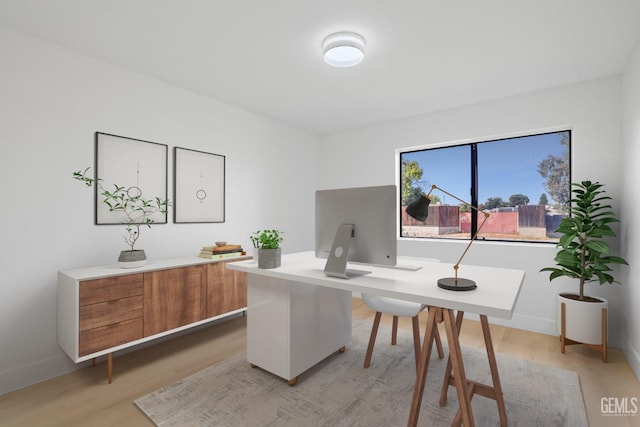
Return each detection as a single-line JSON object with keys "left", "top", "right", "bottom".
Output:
{"left": 322, "top": 31, "right": 365, "bottom": 68}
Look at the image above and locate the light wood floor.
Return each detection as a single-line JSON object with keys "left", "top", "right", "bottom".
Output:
{"left": 2, "top": 298, "right": 638, "bottom": 426}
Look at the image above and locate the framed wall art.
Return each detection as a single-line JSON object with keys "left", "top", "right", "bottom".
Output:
{"left": 94, "top": 132, "right": 168, "bottom": 225}
{"left": 173, "top": 147, "right": 225, "bottom": 223}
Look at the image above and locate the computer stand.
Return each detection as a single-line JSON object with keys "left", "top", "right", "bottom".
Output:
{"left": 324, "top": 223, "right": 371, "bottom": 279}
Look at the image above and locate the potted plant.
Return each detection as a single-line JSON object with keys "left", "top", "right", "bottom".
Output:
{"left": 73, "top": 167, "right": 170, "bottom": 268}
{"left": 250, "top": 229, "right": 284, "bottom": 269}
{"left": 540, "top": 180, "right": 628, "bottom": 361}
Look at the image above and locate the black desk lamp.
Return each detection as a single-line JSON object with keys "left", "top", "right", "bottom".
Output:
{"left": 405, "top": 184, "right": 490, "bottom": 291}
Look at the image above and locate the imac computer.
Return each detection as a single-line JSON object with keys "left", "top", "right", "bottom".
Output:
{"left": 315, "top": 185, "right": 397, "bottom": 278}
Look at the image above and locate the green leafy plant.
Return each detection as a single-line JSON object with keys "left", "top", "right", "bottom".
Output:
{"left": 540, "top": 180, "right": 628, "bottom": 301}
{"left": 73, "top": 167, "right": 170, "bottom": 251}
{"left": 250, "top": 229, "right": 284, "bottom": 249}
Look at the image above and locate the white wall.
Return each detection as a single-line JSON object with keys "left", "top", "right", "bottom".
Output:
{"left": 0, "top": 27, "right": 319, "bottom": 394}
{"left": 318, "top": 77, "right": 630, "bottom": 352}
{"left": 621, "top": 41, "right": 640, "bottom": 378}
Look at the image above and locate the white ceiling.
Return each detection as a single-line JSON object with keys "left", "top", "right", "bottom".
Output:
{"left": 1, "top": 1, "right": 639, "bottom": 135}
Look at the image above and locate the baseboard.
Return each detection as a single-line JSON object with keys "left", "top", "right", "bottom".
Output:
{"left": 462, "top": 312, "right": 557, "bottom": 337}
{"left": 0, "top": 312, "right": 246, "bottom": 396}
{"left": 624, "top": 339, "right": 640, "bottom": 381}
{"left": 0, "top": 353, "right": 80, "bottom": 396}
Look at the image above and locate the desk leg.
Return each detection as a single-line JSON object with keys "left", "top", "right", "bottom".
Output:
{"left": 439, "top": 312, "right": 507, "bottom": 427}
{"left": 440, "top": 311, "right": 465, "bottom": 406}
{"left": 480, "top": 314, "right": 507, "bottom": 427}
{"left": 443, "top": 309, "right": 474, "bottom": 427}
{"left": 407, "top": 306, "right": 438, "bottom": 427}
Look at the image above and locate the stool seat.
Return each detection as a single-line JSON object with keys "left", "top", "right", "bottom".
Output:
{"left": 361, "top": 258, "right": 444, "bottom": 372}
{"left": 362, "top": 294, "right": 424, "bottom": 318}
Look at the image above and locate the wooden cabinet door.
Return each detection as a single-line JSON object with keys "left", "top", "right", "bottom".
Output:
{"left": 207, "top": 261, "right": 247, "bottom": 317}
{"left": 143, "top": 265, "right": 207, "bottom": 336}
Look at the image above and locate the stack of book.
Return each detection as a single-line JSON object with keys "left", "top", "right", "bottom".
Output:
{"left": 199, "top": 244, "right": 245, "bottom": 260}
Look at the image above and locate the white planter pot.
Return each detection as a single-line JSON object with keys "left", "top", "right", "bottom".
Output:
{"left": 556, "top": 293, "right": 608, "bottom": 345}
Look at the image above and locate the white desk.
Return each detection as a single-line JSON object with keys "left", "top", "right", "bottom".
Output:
{"left": 228, "top": 251, "right": 525, "bottom": 426}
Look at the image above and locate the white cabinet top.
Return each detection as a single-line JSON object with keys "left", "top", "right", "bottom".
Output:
{"left": 60, "top": 255, "right": 251, "bottom": 281}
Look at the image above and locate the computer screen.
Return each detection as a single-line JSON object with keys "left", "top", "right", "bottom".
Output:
{"left": 315, "top": 185, "right": 398, "bottom": 278}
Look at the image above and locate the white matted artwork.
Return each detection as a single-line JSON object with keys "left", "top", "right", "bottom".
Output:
{"left": 174, "top": 147, "right": 225, "bottom": 223}
{"left": 95, "top": 132, "right": 168, "bottom": 225}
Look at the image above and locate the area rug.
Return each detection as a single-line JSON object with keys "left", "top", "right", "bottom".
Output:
{"left": 135, "top": 319, "right": 587, "bottom": 426}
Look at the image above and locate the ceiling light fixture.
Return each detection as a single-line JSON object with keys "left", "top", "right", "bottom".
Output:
{"left": 322, "top": 31, "right": 365, "bottom": 68}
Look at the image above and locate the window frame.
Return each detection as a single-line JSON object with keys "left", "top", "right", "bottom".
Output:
{"left": 398, "top": 129, "right": 572, "bottom": 244}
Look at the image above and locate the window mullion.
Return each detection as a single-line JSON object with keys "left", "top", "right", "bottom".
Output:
{"left": 470, "top": 144, "right": 478, "bottom": 239}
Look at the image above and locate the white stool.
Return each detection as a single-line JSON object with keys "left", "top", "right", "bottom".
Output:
{"left": 362, "top": 295, "right": 445, "bottom": 372}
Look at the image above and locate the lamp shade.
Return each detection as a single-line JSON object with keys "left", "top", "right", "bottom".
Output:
{"left": 406, "top": 196, "right": 431, "bottom": 222}
{"left": 322, "top": 32, "right": 365, "bottom": 67}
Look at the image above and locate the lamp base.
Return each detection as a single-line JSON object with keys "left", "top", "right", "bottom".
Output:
{"left": 437, "top": 277, "right": 477, "bottom": 291}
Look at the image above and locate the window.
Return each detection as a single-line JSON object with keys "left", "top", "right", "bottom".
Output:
{"left": 400, "top": 130, "right": 571, "bottom": 243}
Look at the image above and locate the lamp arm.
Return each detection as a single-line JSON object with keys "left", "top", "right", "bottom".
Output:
{"left": 428, "top": 185, "right": 490, "bottom": 281}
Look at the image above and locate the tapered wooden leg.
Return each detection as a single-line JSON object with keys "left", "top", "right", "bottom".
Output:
{"left": 481, "top": 314, "right": 507, "bottom": 427}
{"left": 407, "top": 306, "right": 438, "bottom": 427}
{"left": 411, "top": 315, "right": 421, "bottom": 373}
{"left": 364, "top": 312, "right": 382, "bottom": 368}
{"left": 434, "top": 324, "right": 445, "bottom": 360}
{"left": 443, "top": 309, "right": 474, "bottom": 427}
{"left": 560, "top": 302, "right": 566, "bottom": 353}
{"left": 288, "top": 377, "right": 298, "bottom": 386}
{"left": 338, "top": 345, "right": 346, "bottom": 353}
{"left": 392, "top": 315, "right": 399, "bottom": 345}
{"left": 440, "top": 310, "right": 464, "bottom": 406}
{"left": 107, "top": 353, "right": 113, "bottom": 384}
{"left": 602, "top": 308, "right": 607, "bottom": 363}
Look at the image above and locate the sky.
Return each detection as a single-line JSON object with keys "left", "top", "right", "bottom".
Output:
{"left": 401, "top": 132, "right": 568, "bottom": 205}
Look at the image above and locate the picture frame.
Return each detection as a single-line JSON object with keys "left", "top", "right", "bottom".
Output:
{"left": 94, "top": 132, "right": 168, "bottom": 225}
{"left": 173, "top": 147, "right": 225, "bottom": 223}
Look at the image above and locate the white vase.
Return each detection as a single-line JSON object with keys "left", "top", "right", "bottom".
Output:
{"left": 556, "top": 293, "right": 608, "bottom": 345}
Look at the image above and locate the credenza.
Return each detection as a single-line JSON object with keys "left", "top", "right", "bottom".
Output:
{"left": 58, "top": 256, "right": 250, "bottom": 383}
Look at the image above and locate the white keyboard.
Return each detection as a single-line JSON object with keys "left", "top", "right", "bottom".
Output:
{"left": 373, "top": 263, "right": 423, "bottom": 272}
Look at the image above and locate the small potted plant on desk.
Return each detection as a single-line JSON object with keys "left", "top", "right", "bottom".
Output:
{"left": 250, "top": 229, "right": 284, "bottom": 269}
{"left": 540, "top": 180, "right": 628, "bottom": 362}
{"left": 73, "top": 167, "right": 170, "bottom": 268}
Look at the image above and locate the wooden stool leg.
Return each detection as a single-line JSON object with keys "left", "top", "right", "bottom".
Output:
{"left": 481, "top": 315, "right": 507, "bottom": 427}
{"left": 411, "top": 315, "right": 421, "bottom": 373}
{"left": 392, "top": 315, "right": 399, "bottom": 345}
{"left": 434, "top": 325, "right": 445, "bottom": 359}
{"left": 364, "top": 312, "right": 382, "bottom": 368}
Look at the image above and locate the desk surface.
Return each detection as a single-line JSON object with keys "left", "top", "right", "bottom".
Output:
{"left": 227, "top": 251, "right": 525, "bottom": 319}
